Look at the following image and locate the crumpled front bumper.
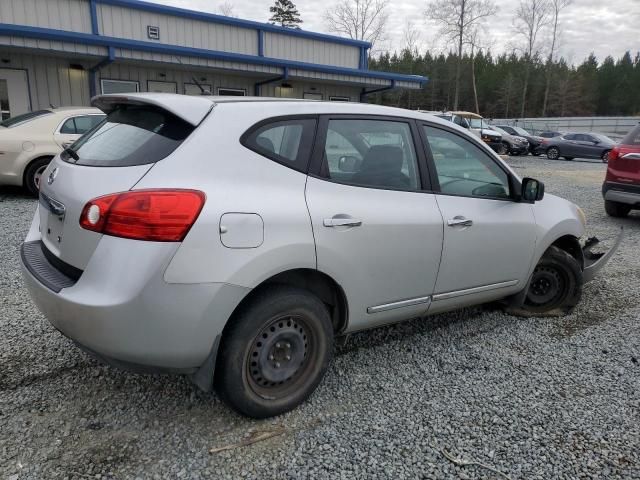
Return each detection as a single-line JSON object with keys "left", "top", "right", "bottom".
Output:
{"left": 582, "top": 227, "right": 624, "bottom": 282}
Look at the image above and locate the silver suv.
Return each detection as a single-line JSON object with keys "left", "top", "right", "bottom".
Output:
{"left": 21, "top": 94, "right": 620, "bottom": 418}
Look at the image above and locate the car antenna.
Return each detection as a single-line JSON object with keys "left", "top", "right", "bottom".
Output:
{"left": 175, "top": 57, "right": 211, "bottom": 95}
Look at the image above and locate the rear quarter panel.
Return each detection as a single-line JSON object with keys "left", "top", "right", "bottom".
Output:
{"left": 135, "top": 104, "right": 317, "bottom": 288}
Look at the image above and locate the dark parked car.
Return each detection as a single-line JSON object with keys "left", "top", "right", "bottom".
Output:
{"left": 539, "top": 131, "right": 563, "bottom": 138}
{"left": 494, "top": 124, "right": 544, "bottom": 154}
{"left": 535, "top": 132, "right": 616, "bottom": 162}
{"left": 602, "top": 123, "right": 640, "bottom": 217}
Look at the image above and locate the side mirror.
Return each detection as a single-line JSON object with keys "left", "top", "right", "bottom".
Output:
{"left": 338, "top": 155, "right": 361, "bottom": 173}
{"left": 522, "top": 177, "right": 545, "bottom": 202}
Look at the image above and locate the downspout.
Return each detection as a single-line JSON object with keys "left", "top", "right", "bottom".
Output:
{"left": 254, "top": 67, "right": 288, "bottom": 97}
{"left": 360, "top": 80, "right": 396, "bottom": 102}
{"left": 89, "top": 46, "right": 115, "bottom": 98}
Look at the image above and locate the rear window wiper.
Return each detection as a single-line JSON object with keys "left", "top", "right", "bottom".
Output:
{"left": 63, "top": 146, "right": 79, "bottom": 162}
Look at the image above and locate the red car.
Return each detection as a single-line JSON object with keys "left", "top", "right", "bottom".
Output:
{"left": 603, "top": 123, "right": 640, "bottom": 217}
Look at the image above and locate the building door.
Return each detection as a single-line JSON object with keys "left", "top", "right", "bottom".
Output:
{"left": 0, "top": 69, "right": 30, "bottom": 120}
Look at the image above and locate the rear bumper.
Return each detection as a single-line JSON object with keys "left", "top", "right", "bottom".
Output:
{"left": 602, "top": 181, "right": 640, "bottom": 207}
{"left": 21, "top": 235, "right": 249, "bottom": 370}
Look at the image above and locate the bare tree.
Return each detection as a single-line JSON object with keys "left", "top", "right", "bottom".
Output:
{"left": 513, "top": 0, "right": 550, "bottom": 118}
{"left": 324, "top": 0, "right": 389, "bottom": 52}
{"left": 403, "top": 20, "right": 421, "bottom": 55}
{"left": 541, "top": 0, "right": 571, "bottom": 116}
{"left": 425, "top": 0, "right": 496, "bottom": 110}
{"left": 218, "top": 2, "right": 236, "bottom": 17}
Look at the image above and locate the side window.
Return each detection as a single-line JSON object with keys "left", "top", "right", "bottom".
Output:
{"left": 423, "top": 125, "right": 511, "bottom": 199}
{"left": 242, "top": 118, "right": 316, "bottom": 173}
{"left": 321, "top": 119, "right": 420, "bottom": 190}
{"left": 60, "top": 118, "right": 77, "bottom": 134}
{"left": 73, "top": 116, "right": 103, "bottom": 134}
{"left": 564, "top": 133, "right": 577, "bottom": 141}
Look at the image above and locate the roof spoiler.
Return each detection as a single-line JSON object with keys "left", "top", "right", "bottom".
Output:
{"left": 91, "top": 93, "right": 215, "bottom": 126}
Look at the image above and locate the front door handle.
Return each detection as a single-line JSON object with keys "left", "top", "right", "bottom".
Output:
{"left": 447, "top": 216, "right": 473, "bottom": 227}
{"left": 323, "top": 217, "right": 362, "bottom": 228}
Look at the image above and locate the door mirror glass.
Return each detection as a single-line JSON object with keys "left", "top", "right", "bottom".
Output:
{"left": 522, "top": 177, "right": 545, "bottom": 202}
{"left": 338, "top": 155, "right": 361, "bottom": 173}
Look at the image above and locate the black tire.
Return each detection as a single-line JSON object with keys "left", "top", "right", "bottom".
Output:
{"left": 546, "top": 147, "right": 560, "bottom": 160}
{"left": 604, "top": 200, "right": 631, "bottom": 218}
{"left": 496, "top": 143, "right": 509, "bottom": 155}
{"left": 523, "top": 246, "right": 583, "bottom": 315}
{"left": 215, "top": 286, "right": 334, "bottom": 418}
{"left": 601, "top": 150, "right": 611, "bottom": 163}
{"left": 24, "top": 157, "right": 52, "bottom": 196}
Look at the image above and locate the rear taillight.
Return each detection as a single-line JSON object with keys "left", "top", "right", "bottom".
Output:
{"left": 609, "top": 146, "right": 620, "bottom": 163}
{"left": 80, "top": 189, "right": 206, "bottom": 242}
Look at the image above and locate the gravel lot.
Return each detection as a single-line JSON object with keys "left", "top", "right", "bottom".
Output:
{"left": 1, "top": 156, "right": 639, "bottom": 479}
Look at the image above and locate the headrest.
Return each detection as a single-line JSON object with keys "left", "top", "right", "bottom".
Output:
{"left": 360, "top": 145, "right": 403, "bottom": 174}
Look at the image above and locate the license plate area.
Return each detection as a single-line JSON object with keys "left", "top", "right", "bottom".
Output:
{"left": 39, "top": 192, "right": 66, "bottom": 249}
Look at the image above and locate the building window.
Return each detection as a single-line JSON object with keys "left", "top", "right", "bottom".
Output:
{"left": 147, "top": 26, "right": 160, "bottom": 40}
{"left": 184, "top": 83, "right": 212, "bottom": 95}
{"left": 147, "top": 80, "right": 177, "bottom": 93}
{"left": 303, "top": 92, "right": 323, "bottom": 100}
{"left": 329, "top": 96, "right": 350, "bottom": 102}
{"left": 218, "top": 87, "right": 246, "bottom": 96}
{"left": 101, "top": 79, "right": 139, "bottom": 94}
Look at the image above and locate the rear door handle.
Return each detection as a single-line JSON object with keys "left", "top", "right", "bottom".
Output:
{"left": 323, "top": 217, "right": 362, "bottom": 228}
{"left": 447, "top": 216, "right": 473, "bottom": 227}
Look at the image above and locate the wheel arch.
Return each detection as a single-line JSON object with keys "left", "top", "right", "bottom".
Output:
{"left": 21, "top": 154, "right": 55, "bottom": 187}
{"left": 549, "top": 234, "right": 584, "bottom": 269}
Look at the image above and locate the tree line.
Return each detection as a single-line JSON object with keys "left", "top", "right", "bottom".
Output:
{"left": 369, "top": 49, "right": 640, "bottom": 118}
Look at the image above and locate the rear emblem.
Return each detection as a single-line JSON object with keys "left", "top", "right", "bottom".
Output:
{"left": 47, "top": 168, "right": 58, "bottom": 185}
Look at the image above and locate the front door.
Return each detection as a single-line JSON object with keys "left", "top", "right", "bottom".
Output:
{"left": 419, "top": 124, "right": 537, "bottom": 311}
{"left": 305, "top": 117, "right": 444, "bottom": 331}
{"left": 0, "top": 68, "right": 30, "bottom": 120}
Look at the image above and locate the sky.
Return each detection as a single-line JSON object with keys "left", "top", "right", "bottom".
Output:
{"left": 153, "top": 0, "right": 640, "bottom": 65}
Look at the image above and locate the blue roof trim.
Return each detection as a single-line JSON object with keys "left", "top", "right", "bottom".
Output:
{"left": 97, "top": 0, "right": 372, "bottom": 48}
{"left": 0, "top": 24, "right": 427, "bottom": 85}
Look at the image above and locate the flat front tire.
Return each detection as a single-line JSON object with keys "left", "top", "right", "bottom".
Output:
{"left": 523, "top": 246, "right": 583, "bottom": 315}
{"left": 215, "top": 286, "right": 333, "bottom": 418}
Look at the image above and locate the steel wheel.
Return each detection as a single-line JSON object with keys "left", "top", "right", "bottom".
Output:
{"left": 526, "top": 265, "right": 567, "bottom": 309}
{"left": 247, "top": 314, "right": 313, "bottom": 398}
{"left": 546, "top": 147, "right": 560, "bottom": 160}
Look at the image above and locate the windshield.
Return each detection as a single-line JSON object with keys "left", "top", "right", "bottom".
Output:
{"left": 63, "top": 105, "right": 194, "bottom": 167}
{"left": 468, "top": 118, "right": 484, "bottom": 129}
{"left": 0, "top": 110, "right": 52, "bottom": 128}
{"left": 491, "top": 126, "right": 507, "bottom": 135}
{"left": 511, "top": 126, "right": 530, "bottom": 136}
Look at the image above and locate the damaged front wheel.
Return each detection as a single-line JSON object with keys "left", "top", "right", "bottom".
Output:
{"left": 522, "top": 246, "right": 583, "bottom": 315}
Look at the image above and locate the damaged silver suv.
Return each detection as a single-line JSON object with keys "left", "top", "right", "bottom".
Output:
{"left": 21, "top": 94, "right": 621, "bottom": 417}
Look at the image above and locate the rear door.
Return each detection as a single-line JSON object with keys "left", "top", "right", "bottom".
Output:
{"left": 39, "top": 102, "right": 202, "bottom": 270}
{"left": 305, "top": 116, "right": 444, "bottom": 330}
{"left": 419, "top": 124, "right": 536, "bottom": 311}
{"left": 53, "top": 114, "right": 105, "bottom": 149}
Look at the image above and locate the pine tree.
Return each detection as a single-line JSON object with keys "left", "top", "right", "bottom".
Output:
{"left": 269, "top": 0, "right": 303, "bottom": 28}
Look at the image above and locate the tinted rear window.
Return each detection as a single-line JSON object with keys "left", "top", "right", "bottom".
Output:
{"left": 621, "top": 124, "right": 640, "bottom": 145}
{"left": 62, "top": 105, "right": 194, "bottom": 167}
{"left": 0, "top": 110, "right": 52, "bottom": 128}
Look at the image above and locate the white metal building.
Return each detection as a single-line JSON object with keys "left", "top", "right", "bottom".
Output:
{"left": 0, "top": 0, "right": 426, "bottom": 119}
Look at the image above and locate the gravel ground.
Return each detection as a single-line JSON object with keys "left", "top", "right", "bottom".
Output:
{"left": 1, "top": 157, "right": 639, "bottom": 479}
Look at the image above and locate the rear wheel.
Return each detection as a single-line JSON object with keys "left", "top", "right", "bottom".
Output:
{"left": 215, "top": 286, "right": 333, "bottom": 418}
{"left": 601, "top": 150, "right": 611, "bottom": 163}
{"left": 604, "top": 200, "right": 631, "bottom": 217}
{"left": 24, "top": 157, "right": 53, "bottom": 196}
{"left": 522, "top": 246, "right": 582, "bottom": 315}
{"left": 546, "top": 147, "right": 560, "bottom": 160}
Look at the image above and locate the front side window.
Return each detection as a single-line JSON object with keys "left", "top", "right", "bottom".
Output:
{"left": 321, "top": 119, "right": 419, "bottom": 190}
{"left": 242, "top": 118, "right": 316, "bottom": 172}
{"left": 423, "top": 125, "right": 510, "bottom": 199}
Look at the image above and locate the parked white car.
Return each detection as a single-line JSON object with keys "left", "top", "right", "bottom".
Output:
{"left": 0, "top": 107, "right": 105, "bottom": 194}
{"left": 21, "top": 94, "right": 621, "bottom": 418}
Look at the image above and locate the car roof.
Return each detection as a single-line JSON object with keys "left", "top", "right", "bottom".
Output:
{"left": 92, "top": 93, "right": 457, "bottom": 129}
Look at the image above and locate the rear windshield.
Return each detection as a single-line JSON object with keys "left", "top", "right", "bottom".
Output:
{"left": 621, "top": 124, "right": 640, "bottom": 145}
{"left": 0, "top": 110, "right": 52, "bottom": 128}
{"left": 62, "top": 105, "right": 195, "bottom": 167}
